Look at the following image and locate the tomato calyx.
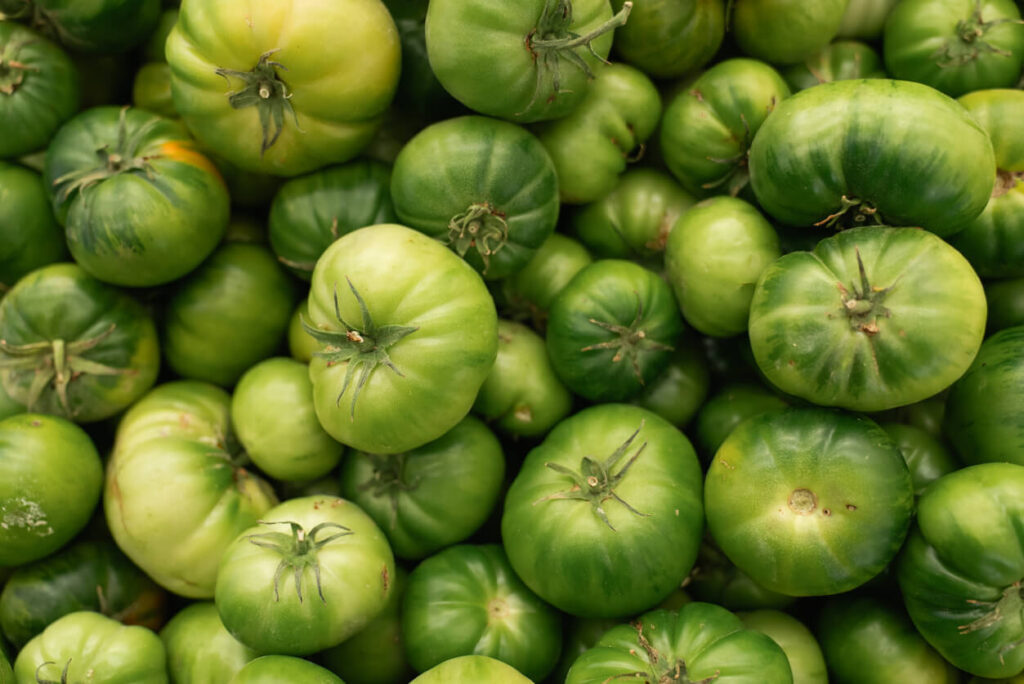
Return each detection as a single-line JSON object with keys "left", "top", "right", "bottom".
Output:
{"left": 34, "top": 658, "right": 72, "bottom": 684}
{"left": 215, "top": 49, "right": 300, "bottom": 156}
{"left": 814, "top": 195, "right": 885, "bottom": 229}
{"left": 618, "top": 619, "right": 716, "bottom": 684}
{"left": 836, "top": 249, "right": 892, "bottom": 336}
{"left": 933, "top": 0, "right": 1021, "bottom": 68}
{"left": 534, "top": 422, "right": 649, "bottom": 530}
{"left": 358, "top": 452, "right": 420, "bottom": 530}
{"left": 959, "top": 581, "right": 1024, "bottom": 658}
{"left": 581, "top": 292, "right": 674, "bottom": 384}
{"left": 0, "top": 323, "right": 131, "bottom": 418}
{"left": 701, "top": 109, "right": 754, "bottom": 197}
{"left": 302, "top": 277, "right": 419, "bottom": 420}
{"left": 0, "top": 37, "right": 37, "bottom": 95}
{"left": 246, "top": 519, "right": 353, "bottom": 603}
{"left": 448, "top": 202, "right": 509, "bottom": 274}
{"left": 520, "top": 0, "right": 633, "bottom": 115}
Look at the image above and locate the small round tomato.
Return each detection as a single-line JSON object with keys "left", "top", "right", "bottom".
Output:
{"left": 609, "top": 0, "right": 725, "bottom": 78}
{"left": 0, "top": 159, "right": 67, "bottom": 290}
{"left": 739, "top": 610, "right": 827, "bottom": 684}
{"left": 693, "top": 382, "right": 789, "bottom": 462}
{"left": 132, "top": 62, "right": 176, "bottom": 118}
{"left": 782, "top": 40, "right": 886, "bottom": 91}
{"left": 631, "top": 339, "right": 709, "bottom": 428}
{"left": 731, "top": 0, "right": 848, "bottom": 64}
{"left": 160, "top": 603, "right": 257, "bottom": 684}
{"left": 497, "top": 232, "right": 592, "bottom": 330}
{"left": 837, "top": 0, "right": 900, "bottom": 39}
{"left": 880, "top": 422, "right": 960, "bottom": 496}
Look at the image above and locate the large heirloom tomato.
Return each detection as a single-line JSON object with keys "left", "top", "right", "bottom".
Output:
{"left": 166, "top": 0, "right": 401, "bottom": 176}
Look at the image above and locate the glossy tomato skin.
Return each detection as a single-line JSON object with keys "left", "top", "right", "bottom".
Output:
{"left": 739, "top": 610, "right": 827, "bottom": 684}
{"left": 229, "top": 656, "right": 343, "bottom": 684}
{"left": 497, "top": 232, "right": 592, "bottom": 330}
{"left": 5, "top": 0, "right": 161, "bottom": 54}
{"left": 693, "top": 382, "right": 789, "bottom": 461}
{"left": 502, "top": 404, "right": 704, "bottom": 618}
{"left": 705, "top": 408, "right": 914, "bottom": 597}
{"left": 896, "top": 463, "right": 1024, "bottom": 679}
{"left": 610, "top": 0, "right": 725, "bottom": 78}
{"left": 632, "top": 339, "right": 710, "bottom": 429}
{"left": 782, "top": 40, "right": 886, "bottom": 91}
{"left": 749, "top": 79, "right": 995, "bottom": 236}
{"left": 44, "top": 107, "right": 229, "bottom": 286}
{"left": 307, "top": 224, "right": 497, "bottom": 454}
{"left": 748, "top": 226, "right": 986, "bottom": 412}
{"left": 409, "top": 655, "right": 532, "bottom": 684}
{"left": 880, "top": 422, "right": 960, "bottom": 495}
{"left": 402, "top": 544, "right": 562, "bottom": 681}
{"left": 167, "top": 0, "right": 401, "bottom": 176}
{"left": 732, "top": 0, "right": 848, "bottom": 64}
{"left": 0, "top": 163, "right": 66, "bottom": 291}
{"left": 160, "top": 602, "right": 257, "bottom": 684}
{"left": 986, "top": 278, "right": 1024, "bottom": 333}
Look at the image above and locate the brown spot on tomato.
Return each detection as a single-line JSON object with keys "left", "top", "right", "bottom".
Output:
{"left": 381, "top": 565, "right": 390, "bottom": 593}
{"left": 846, "top": 504, "right": 857, "bottom": 511}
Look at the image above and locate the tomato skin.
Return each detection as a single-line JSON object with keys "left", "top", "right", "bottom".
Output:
{"left": 731, "top": 0, "right": 848, "bottom": 64}
{"left": 985, "top": 278, "right": 1024, "bottom": 333}
{"left": 0, "top": 413, "right": 102, "bottom": 567}
{"left": 409, "top": 655, "right": 532, "bottom": 683}
{"left": 610, "top": 0, "right": 725, "bottom": 78}
{"left": 167, "top": 0, "right": 401, "bottom": 176}
{"left": 6, "top": 0, "right": 161, "bottom": 54}
{"left": 497, "top": 232, "right": 593, "bottom": 330}
{"left": 880, "top": 422, "right": 960, "bottom": 496}
{"left": 502, "top": 404, "right": 704, "bottom": 618}
{"left": 748, "top": 79, "right": 996, "bottom": 237}
{"left": 693, "top": 382, "right": 789, "bottom": 461}
{"left": 160, "top": 602, "right": 257, "bottom": 684}
{"left": 230, "top": 656, "right": 343, "bottom": 684}
{"left": 132, "top": 62, "right": 176, "bottom": 118}
{"left": 782, "top": 40, "right": 886, "bottom": 91}
{"left": 739, "top": 610, "right": 827, "bottom": 684}
{"left": 0, "top": 648, "right": 9, "bottom": 684}
{"left": 288, "top": 300, "right": 318, "bottom": 363}
{"left": 705, "top": 408, "right": 914, "bottom": 597}
{"left": 837, "top": 0, "right": 899, "bottom": 39}
{"left": 687, "top": 541, "right": 795, "bottom": 611}
{"left": 748, "top": 226, "right": 986, "bottom": 412}
{"left": 632, "top": 339, "right": 709, "bottom": 428}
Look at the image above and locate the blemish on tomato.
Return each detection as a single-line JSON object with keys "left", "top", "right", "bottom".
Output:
{"left": 846, "top": 504, "right": 857, "bottom": 511}
{"left": 381, "top": 565, "right": 390, "bottom": 593}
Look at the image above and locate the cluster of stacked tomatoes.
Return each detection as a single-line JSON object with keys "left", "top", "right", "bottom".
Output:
{"left": 1, "top": 0, "right": 1023, "bottom": 682}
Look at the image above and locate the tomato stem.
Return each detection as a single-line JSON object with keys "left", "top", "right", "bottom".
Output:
{"left": 215, "top": 49, "right": 301, "bottom": 156}
{"left": 448, "top": 202, "right": 509, "bottom": 275}
{"left": 358, "top": 452, "right": 421, "bottom": 531}
{"left": 932, "top": 0, "right": 1021, "bottom": 68}
{"left": 245, "top": 520, "right": 353, "bottom": 604}
{"left": 580, "top": 291, "right": 674, "bottom": 385}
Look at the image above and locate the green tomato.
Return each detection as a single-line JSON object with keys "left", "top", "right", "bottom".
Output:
{"left": 731, "top": 0, "right": 849, "bottom": 64}
{"left": 631, "top": 338, "right": 710, "bottom": 428}
{"left": 502, "top": 404, "right": 704, "bottom": 618}
{"left": 884, "top": 0, "right": 1024, "bottom": 97}
{"left": 546, "top": 259, "right": 684, "bottom": 402}
{"left": 985, "top": 278, "right": 1024, "bottom": 333}
{"left": 749, "top": 79, "right": 996, "bottom": 236}
{"left": 403, "top": 544, "right": 562, "bottom": 681}
{"left": 104, "top": 381, "right": 278, "bottom": 598}
{"left": 0, "top": 384, "right": 23, "bottom": 423}
{"left": 163, "top": 243, "right": 297, "bottom": 387}
{"left": 424, "top": 0, "right": 627, "bottom": 123}
{"left": 44, "top": 106, "right": 229, "bottom": 287}
{"left": 231, "top": 357, "right": 343, "bottom": 482}
{"left": 215, "top": 495, "right": 395, "bottom": 656}
{"left": 132, "top": 62, "right": 176, "bottom": 118}
{"left": 0, "top": 413, "right": 101, "bottom": 567}
{"left": 2, "top": 0, "right": 160, "bottom": 53}
{"left": 339, "top": 416, "right": 505, "bottom": 560}
{"left": 705, "top": 408, "right": 914, "bottom": 596}
{"left": 609, "top": 0, "right": 725, "bottom": 78}
{"left": 0, "top": 23, "right": 78, "bottom": 158}
{"left": 230, "top": 656, "right": 343, "bottom": 684}
{"left": 391, "top": 116, "right": 559, "bottom": 279}
{"left": 782, "top": 40, "right": 886, "bottom": 91}
{"left": 688, "top": 541, "right": 795, "bottom": 611}
{"left": 0, "top": 262, "right": 160, "bottom": 423}
{"left": 693, "top": 382, "right": 789, "bottom": 461}
{"left": 160, "top": 602, "right": 257, "bottom": 684}
{"left": 167, "top": 0, "right": 401, "bottom": 176}
{"left": 141, "top": 8, "right": 178, "bottom": 62}
{"left": 473, "top": 320, "right": 572, "bottom": 438}
{"left": 306, "top": 224, "right": 497, "bottom": 454}
{"left": 818, "top": 595, "right": 959, "bottom": 684}
{"left": 14, "top": 611, "right": 166, "bottom": 683}
{"left": 665, "top": 196, "right": 780, "bottom": 337}
{"left": 897, "top": 463, "right": 1024, "bottom": 678}
{"left": 409, "top": 655, "right": 531, "bottom": 684}
{"left": 748, "top": 226, "right": 987, "bottom": 412}
{"left": 566, "top": 604, "right": 793, "bottom": 683}
{"left": 534, "top": 62, "right": 661, "bottom": 205}
{"left": 739, "top": 610, "right": 827, "bottom": 684}
{"left": 497, "top": 232, "right": 592, "bottom": 330}
{"left": 288, "top": 299, "right": 318, "bottom": 364}
{"left": 548, "top": 616, "right": 621, "bottom": 684}
{"left": 837, "top": 0, "right": 899, "bottom": 39}
{"left": 0, "top": 648, "right": 9, "bottom": 684}
{"left": 880, "top": 422, "right": 960, "bottom": 496}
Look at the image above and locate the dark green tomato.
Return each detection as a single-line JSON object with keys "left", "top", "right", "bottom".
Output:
{"left": 230, "top": 656, "right": 343, "bottom": 684}
{"left": 497, "top": 232, "right": 592, "bottom": 331}
{"left": 739, "top": 610, "right": 827, "bottom": 684}
{"left": 694, "top": 382, "right": 789, "bottom": 461}
{"left": 215, "top": 496, "right": 395, "bottom": 656}
{"left": 4, "top": 0, "right": 161, "bottom": 54}
{"left": 0, "top": 263, "right": 160, "bottom": 422}
{"left": 687, "top": 541, "right": 795, "bottom": 611}
{"left": 548, "top": 616, "right": 620, "bottom": 684}
{"left": 610, "top": 0, "right": 725, "bottom": 78}
{"left": 391, "top": 116, "right": 559, "bottom": 279}
{"left": 986, "top": 278, "right": 1024, "bottom": 333}
{"left": 546, "top": 259, "right": 684, "bottom": 402}
{"left": 0, "top": 539, "right": 167, "bottom": 650}
{"left": 222, "top": 214, "right": 266, "bottom": 245}
{"left": 837, "top": 0, "right": 899, "bottom": 39}
{"left": 880, "top": 422, "right": 960, "bottom": 496}
{"left": 944, "top": 325, "right": 1024, "bottom": 466}
{"left": 0, "top": 413, "right": 102, "bottom": 567}
{"left": 425, "top": 0, "right": 625, "bottom": 123}
{"left": 749, "top": 226, "right": 987, "bottom": 412}
{"left": 502, "top": 404, "right": 704, "bottom": 618}
{"left": 163, "top": 243, "right": 297, "bottom": 387}
{"left": 818, "top": 595, "right": 960, "bottom": 684}
{"left": 141, "top": 7, "right": 177, "bottom": 62}
{"left": 0, "top": 648, "right": 9, "bottom": 684}
{"left": 534, "top": 62, "right": 661, "bottom": 205}
{"left": 884, "top": 0, "right": 1024, "bottom": 97}
{"left": 782, "top": 40, "right": 886, "bottom": 91}
{"left": 950, "top": 89, "right": 1024, "bottom": 278}
{"left": 705, "top": 408, "right": 914, "bottom": 596}
{"left": 748, "top": 79, "right": 996, "bottom": 236}
{"left": 0, "top": 22, "right": 79, "bottom": 158}
{"left": 474, "top": 320, "right": 572, "bottom": 438}
{"left": 572, "top": 168, "right": 696, "bottom": 263}
{"left": 0, "top": 384, "right": 22, "bottom": 422}
{"left": 268, "top": 160, "right": 396, "bottom": 281}
{"left": 339, "top": 415, "right": 505, "bottom": 560}
{"left": 0, "top": 162, "right": 66, "bottom": 291}
{"left": 700, "top": 334, "right": 762, "bottom": 384}
{"left": 44, "top": 106, "right": 230, "bottom": 287}
{"left": 318, "top": 566, "right": 413, "bottom": 684}
{"left": 632, "top": 338, "right": 709, "bottom": 429}
{"left": 896, "top": 463, "right": 1024, "bottom": 678}
{"left": 409, "top": 655, "right": 531, "bottom": 683}
{"left": 566, "top": 604, "right": 793, "bottom": 683}
{"left": 660, "top": 58, "right": 791, "bottom": 198}
{"left": 14, "top": 611, "right": 166, "bottom": 684}
{"left": 160, "top": 602, "right": 257, "bottom": 684}
{"left": 132, "top": 62, "right": 176, "bottom": 118}
{"left": 664, "top": 196, "right": 780, "bottom": 337}
{"left": 231, "top": 357, "right": 343, "bottom": 482}
{"left": 731, "top": 0, "right": 848, "bottom": 64}
{"left": 403, "top": 544, "right": 562, "bottom": 681}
